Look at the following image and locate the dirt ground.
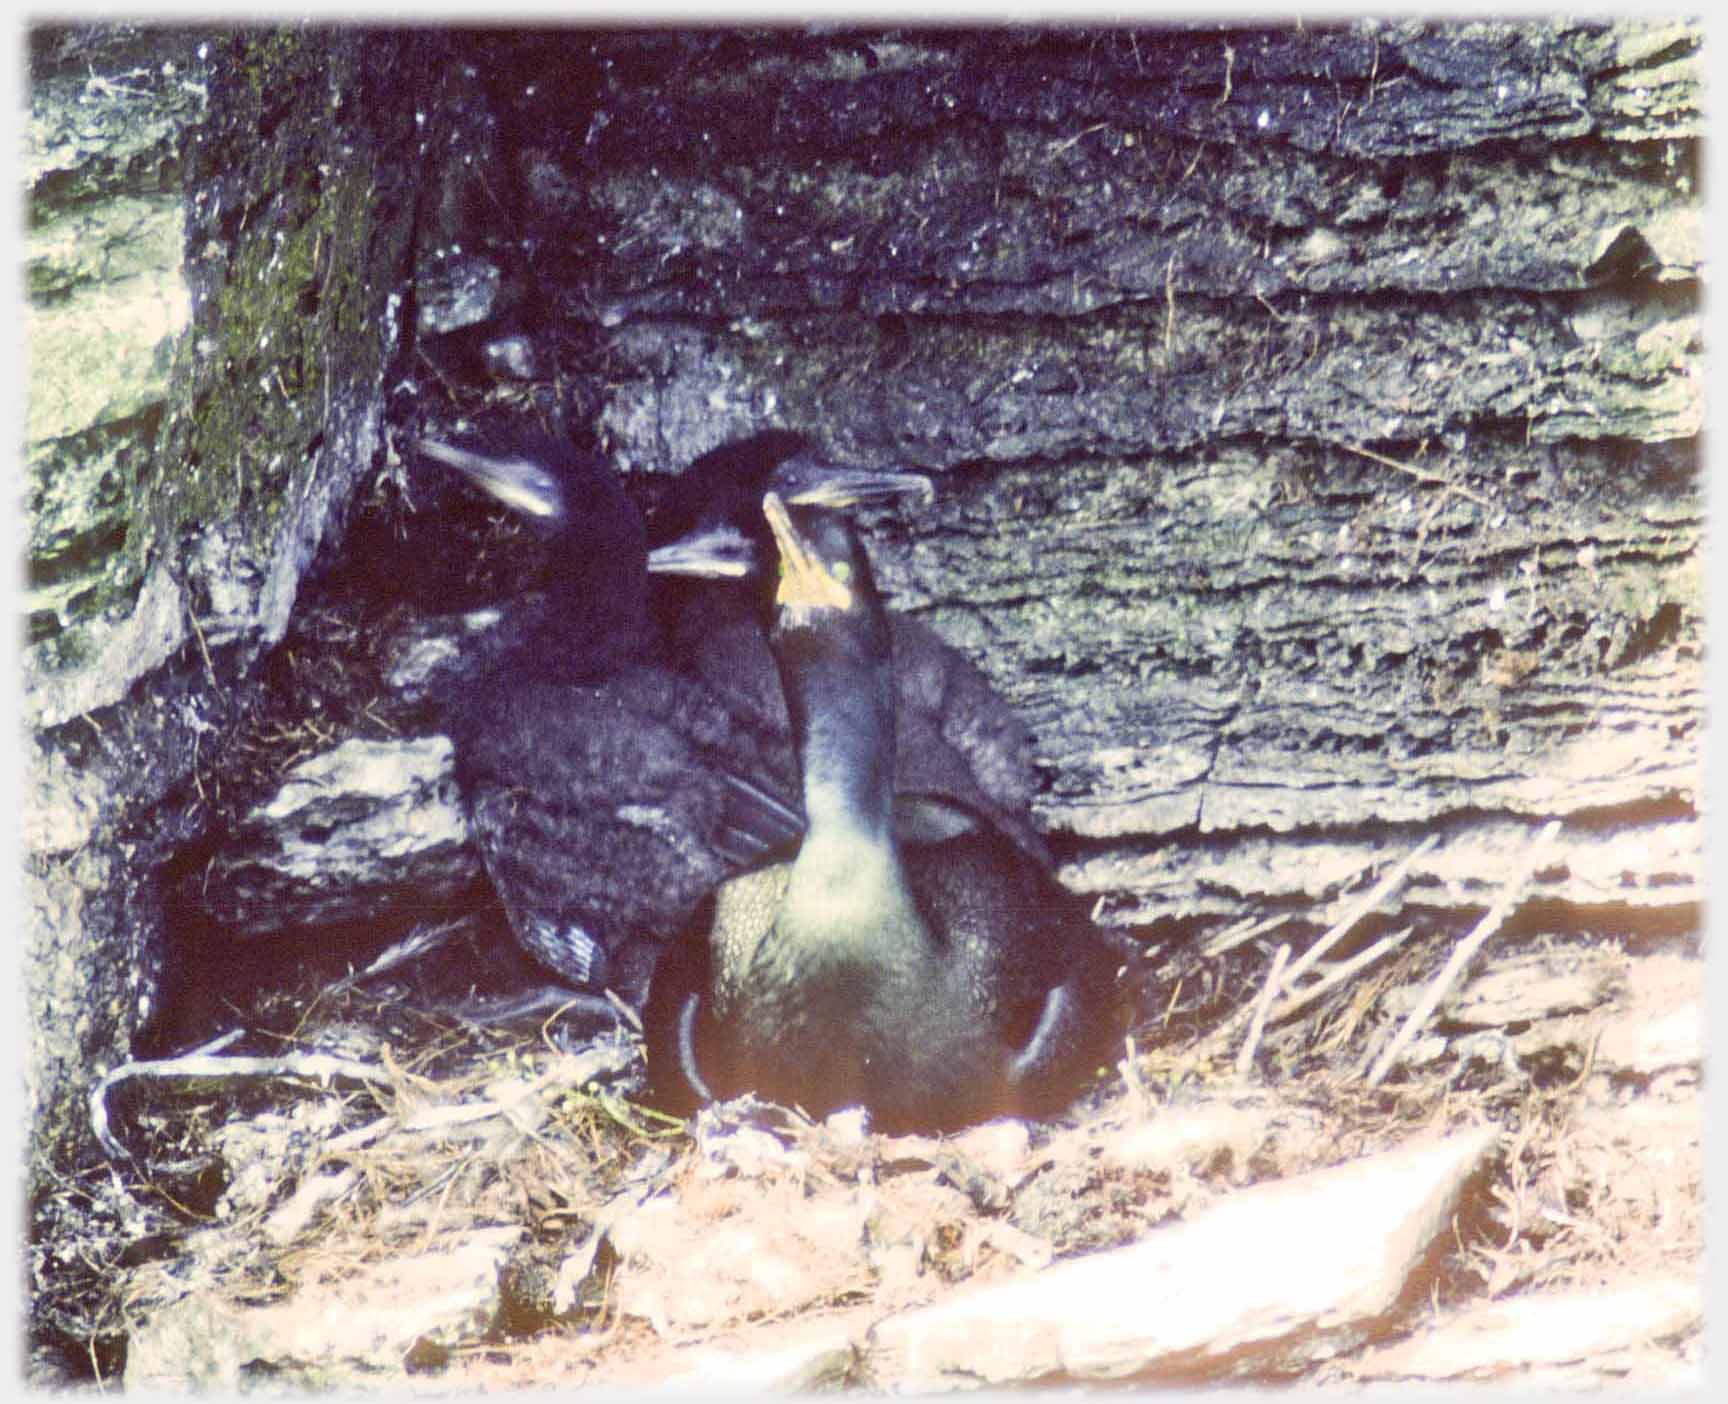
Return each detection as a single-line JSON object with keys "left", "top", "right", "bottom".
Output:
{"left": 45, "top": 883, "right": 1701, "bottom": 1393}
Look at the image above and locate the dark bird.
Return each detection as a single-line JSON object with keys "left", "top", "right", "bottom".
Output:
{"left": 644, "top": 432, "right": 1052, "bottom": 872}
{"left": 415, "top": 426, "right": 929, "bottom": 1004}
{"left": 644, "top": 491, "right": 1125, "bottom": 1134}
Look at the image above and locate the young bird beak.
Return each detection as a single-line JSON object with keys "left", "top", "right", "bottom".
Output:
{"left": 774, "top": 458, "right": 935, "bottom": 511}
{"left": 416, "top": 438, "right": 564, "bottom": 521}
{"left": 644, "top": 524, "right": 756, "bottom": 578}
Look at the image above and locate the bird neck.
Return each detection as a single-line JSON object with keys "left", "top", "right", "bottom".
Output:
{"left": 780, "top": 625, "right": 898, "bottom": 846}
{"left": 778, "top": 631, "right": 925, "bottom": 964}
{"left": 525, "top": 486, "right": 651, "bottom": 682}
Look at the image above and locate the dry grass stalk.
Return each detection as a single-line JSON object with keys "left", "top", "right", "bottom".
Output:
{"left": 1364, "top": 819, "right": 1564, "bottom": 1088}
{"left": 1281, "top": 834, "right": 1440, "bottom": 990}
{"left": 1269, "top": 926, "right": 1414, "bottom": 1026}
{"left": 1330, "top": 438, "right": 1492, "bottom": 508}
{"left": 1233, "top": 943, "right": 1291, "bottom": 1080}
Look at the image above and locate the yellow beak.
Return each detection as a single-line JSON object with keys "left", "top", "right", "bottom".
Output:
{"left": 764, "top": 491, "right": 852, "bottom": 613}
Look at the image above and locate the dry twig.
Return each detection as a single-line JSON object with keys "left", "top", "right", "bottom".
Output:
{"left": 1283, "top": 834, "right": 1440, "bottom": 990}
{"left": 1203, "top": 911, "right": 1291, "bottom": 959}
{"left": 1269, "top": 925, "right": 1414, "bottom": 1026}
{"left": 1202, "top": 835, "right": 1436, "bottom": 1058}
{"left": 91, "top": 1044, "right": 395, "bottom": 1163}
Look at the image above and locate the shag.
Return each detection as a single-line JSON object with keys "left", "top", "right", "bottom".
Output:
{"left": 645, "top": 433, "right": 1051, "bottom": 870}
{"left": 416, "top": 425, "right": 927, "bottom": 1003}
{"left": 644, "top": 492, "right": 1124, "bottom": 1133}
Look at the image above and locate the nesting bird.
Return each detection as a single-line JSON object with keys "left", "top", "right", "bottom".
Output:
{"left": 645, "top": 432, "right": 1052, "bottom": 872}
{"left": 415, "top": 427, "right": 929, "bottom": 1002}
{"left": 419, "top": 423, "right": 1123, "bottom": 1130}
{"left": 644, "top": 490, "right": 1125, "bottom": 1132}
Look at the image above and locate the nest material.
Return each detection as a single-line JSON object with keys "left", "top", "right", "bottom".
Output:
{"left": 74, "top": 825, "right": 1701, "bottom": 1392}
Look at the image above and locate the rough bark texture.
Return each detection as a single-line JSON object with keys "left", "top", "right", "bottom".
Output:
{"left": 22, "top": 17, "right": 1701, "bottom": 1368}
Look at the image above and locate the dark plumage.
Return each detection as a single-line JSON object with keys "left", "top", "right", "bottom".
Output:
{"left": 416, "top": 430, "right": 763, "bottom": 1000}
{"left": 644, "top": 494, "right": 1124, "bottom": 1133}
{"left": 416, "top": 427, "right": 928, "bottom": 1003}
{"left": 646, "top": 434, "right": 1051, "bottom": 871}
